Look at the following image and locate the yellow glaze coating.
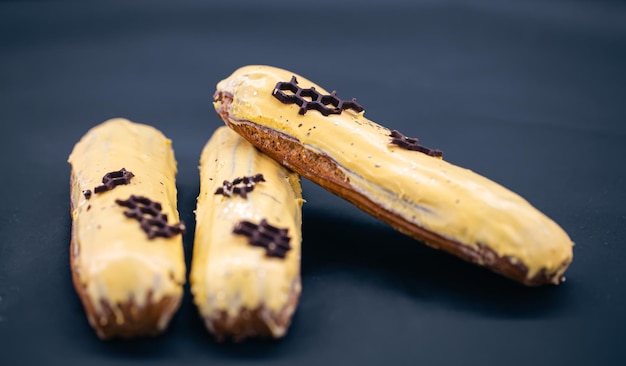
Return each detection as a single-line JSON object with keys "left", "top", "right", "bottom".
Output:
{"left": 191, "top": 126, "right": 303, "bottom": 337}
{"left": 68, "top": 118, "right": 185, "bottom": 318}
{"left": 215, "top": 65, "right": 573, "bottom": 281}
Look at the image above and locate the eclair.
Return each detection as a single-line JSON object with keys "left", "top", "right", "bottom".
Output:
{"left": 68, "top": 118, "right": 186, "bottom": 339}
{"left": 213, "top": 65, "right": 574, "bottom": 286}
{"left": 190, "top": 126, "right": 303, "bottom": 341}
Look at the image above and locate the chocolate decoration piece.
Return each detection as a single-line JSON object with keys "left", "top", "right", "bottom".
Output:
{"left": 233, "top": 218, "right": 291, "bottom": 258}
{"left": 215, "top": 173, "right": 265, "bottom": 198}
{"left": 115, "top": 195, "right": 185, "bottom": 239}
{"left": 83, "top": 190, "right": 92, "bottom": 199}
{"left": 272, "top": 76, "right": 364, "bottom": 116}
{"left": 389, "top": 130, "right": 443, "bottom": 157}
{"left": 94, "top": 168, "right": 135, "bottom": 194}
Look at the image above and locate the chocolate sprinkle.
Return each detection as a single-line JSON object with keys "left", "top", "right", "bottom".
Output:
{"left": 389, "top": 130, "right": 443, "bottom": 157}
{"left": 83, "top": 190, "right": 92, "bottom": 199}
{"left": 94, "top": 168, "right": 134, "bottom": 194}
{"left": 272, "top": 76, "right": 364, "bottom": 116}
{"left": 115, "top": 195, "right": 185, "bottom": 239}
{"left": 233, "top": 219, "right": 291, "bottom": 258}
{"left": 215, "top": 174, "right": 265, "bottom": 198}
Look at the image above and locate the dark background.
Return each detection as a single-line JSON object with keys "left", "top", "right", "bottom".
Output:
{"left": 1, "top": 0, "right": 625, "bottom": 365}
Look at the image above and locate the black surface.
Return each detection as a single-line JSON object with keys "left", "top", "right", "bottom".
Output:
{"left": 1, "top": 1, "right": 625, "bottom": 365}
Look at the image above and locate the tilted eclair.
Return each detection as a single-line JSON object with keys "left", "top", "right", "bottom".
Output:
{"left": 213, "top": 65, "right": 574, "bottom": 286}
{"left": 68, "top": 118, "right": 186, "bottom": 339}
{"left": 190, "top": 126, "right": 303, "bottom": 341}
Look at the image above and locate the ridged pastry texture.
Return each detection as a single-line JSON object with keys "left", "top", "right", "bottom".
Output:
{"left": 68, "top": 118, "right": 185, "bottom": 339}
{"left": 213, "top": 65, "right": 574, "bottom": 286}
{"left": 191, "top": 126, "right": 304, "bottom": 340}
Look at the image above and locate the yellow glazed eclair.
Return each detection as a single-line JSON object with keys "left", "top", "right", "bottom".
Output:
{"left": 68, "top": 118, "right": 186, "bottom": 339}
{"left": 191, "top": 126, "right": 303, "bottom": 341}
{"left": 213, "top": 65, "right": 574, "bottom": 286}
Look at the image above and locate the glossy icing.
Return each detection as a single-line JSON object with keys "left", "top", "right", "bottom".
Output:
{"left": 215, "top": 65, "right": 573, "bottom": 281}
{"left": 68, "top": 118, "right": 185, "bottom": 319}
{"left": 190, "top": 126, "right": 303, "bottom": 337}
